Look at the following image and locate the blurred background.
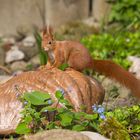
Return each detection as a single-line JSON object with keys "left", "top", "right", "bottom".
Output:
{"left": 0, "top": 0, "right": 140, "bottom": 107}
{"left": 0, "top": 0, "right": 111, "bottom": 35}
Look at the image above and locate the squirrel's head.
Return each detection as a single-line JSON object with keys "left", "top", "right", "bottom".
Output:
{"left": 42, "top": 26, "right": 55, "bottom": 51}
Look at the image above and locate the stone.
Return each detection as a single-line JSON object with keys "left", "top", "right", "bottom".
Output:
{"left": 5, "top": 46, "right": 25, "bottom": 63}
{"left": 24, "top": 129, "right": 90, "bottom": 140}
{"left": 16, "top": 24, "right": 39, "bottom": 37}
{"left": 101, "top": 77, "right": 132, "bottom": 110}
{"left": 19, "top": 44, "right": 38, "bottom": 60}
{"left": 10, "top": 61, "right": 27, "bottom": 72}
{"left": 18, "top": 34, "right": 38, "bottom": 60}
{"left": 82, "top": 17, "right": 100, "bottom": 31}
{"left": 45, "top": 0, "right": 89, "bottom": 28}
{"left": 22, "top": 35, "right": 36, "bottom": 47}
{"left": 0, "top": 47, "right": 5, "bottom": 65}
{"left": 12, "top": 70, "right": 24, "bottom": 76}
{"left": 0, "top": 75, "right": 13, "bottom": 84}
{"left": 29, "top": 54, "right": 40, "bottom": 66}
{"left": 23, "top": 129, "right": 110, "bottom": 140}
{"left": 127, "top": 56, "right": 140, "bottom": 79}
{"left": 81, "top": 131, "right": 109, "bottom": 140}
{"left": 2, "top": 36, "right": 16, "bottom": 45}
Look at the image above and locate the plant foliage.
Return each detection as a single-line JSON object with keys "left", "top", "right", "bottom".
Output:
{"left": 109, "top": 0, "right": 140, "bottom": 29}
{"left": 16, "top": 91, "right": 140, "bottom": 140}
{"left": 81, "top": 32, "right": 140, "bottom": 69}
{"left": 34, "top": 31, "right": 48, "bottom": 65}
{"left": 16, "top": 91, "right": 101, "bottom": 134}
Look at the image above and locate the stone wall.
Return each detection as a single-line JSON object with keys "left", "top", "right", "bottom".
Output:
{"left": 45, "top": 0, "right": 89, "bottom": 28}
{"left": 0, "top": 0, "right": 44, "bottom": 35}
{"left": 0, "top": 0, "right": 111, "bottom": 35}
{"left": 92, "top": 0, "right": 112, "bottom": 22}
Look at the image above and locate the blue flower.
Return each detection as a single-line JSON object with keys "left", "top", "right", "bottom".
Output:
{"left": 44, "top": 110, "right": 48, "bottom": 113}
{"left": 97, "top": 107, "right": 105, "bottom": 114}
{"left": 92, "top": 104, "right": 105, "bottom": 114}
{"left": 92, "top": 104, "right": 106, "bottom": 120}
{"left": 59, "top": 88, "right": 65, "bottom": 95}
{"left": 92, "top": 104, "right": 98, "bottom": 112}
{"left": 99, "top": 114, "right": 106, "bottom": 120}
{"left": 47, "top": 99, "right": 52, "bottom": 105}
{"left": 24, "top": 101, "right": 28, "bottom": 105}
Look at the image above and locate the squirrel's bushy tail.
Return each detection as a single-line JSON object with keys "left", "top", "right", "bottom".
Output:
{"left": 90, "top": 59, "right": 140, "bottom": 98}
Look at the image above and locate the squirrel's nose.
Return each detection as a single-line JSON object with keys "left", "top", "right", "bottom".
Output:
{"left": 44, "top": 47, "right": 49, "bottom": 51}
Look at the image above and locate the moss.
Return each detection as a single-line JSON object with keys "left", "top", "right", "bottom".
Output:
{"left": 100, "top": 117, "right": 130, "bottom": 140}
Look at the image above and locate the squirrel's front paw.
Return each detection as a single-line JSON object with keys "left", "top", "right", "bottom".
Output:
{"left": 38, "top": 65, "right": 55, "bottom": 71}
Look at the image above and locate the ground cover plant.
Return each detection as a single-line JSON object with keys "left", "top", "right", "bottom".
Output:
{"left": 81, "top": 31, "right": 140, "bottom": 69}
{"left": 15, "top": 91, "right": 140, "bottom": 140}
{"left": 108, "top": 0, "right": 140, "bottom": 30}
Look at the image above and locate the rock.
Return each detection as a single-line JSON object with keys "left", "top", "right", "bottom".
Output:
{"left": 0, "top": 47, "right": 5, "bottom": 65}
{"left": 24, "top": 129, "right": 90, "bottom": 140}
{"left": 82, "top": 17, "right": 100, "bottom": 30}
{"left": 12, "top": 70, "right": 24, "bottom": 76}
{"left": 23, "top": 129, "right": 110, "bottom": 140}
{"left": 5, "top": 45, "right": 25, "bottom": 63}
{"left": 19, "top": 44, "right": 38, "bottom": 60}
{"left": 101, "top": 77, "right": 130, "bottom": 98}
{"left": 101, "top": 77, "right": 132, "bottom": 110}
{"left": 19, "top": 36, "right": 38, "bottom": 60}
{"left": 29, "top": 54, "right": 40, "bottom": 66}
{"left": 10, "top": 61, "right": 27, "bottom": 72}
{"left": 1, "top": 36, "right": 16, "bottom": 52}
{"left": 22, "top": 35, "right": 36, "bottom": 47}
{"left": 16, "top": 24, "right": 38, "bottom": 37}
{"left": 2, "top": 36, "right": 16, "bottom": 45}
{"left": 0, "top": 75, "right": 13, "bottom": 84}
{"left": 127, "top": 56, "right": 140, "bottom": 79}
{"left": 81, "top": 131, "right": 109, "bottom": 140}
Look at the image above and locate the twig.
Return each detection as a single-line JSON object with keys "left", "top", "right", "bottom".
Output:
{"left": 0, "top": 65, "right": 11, "bottom": 74}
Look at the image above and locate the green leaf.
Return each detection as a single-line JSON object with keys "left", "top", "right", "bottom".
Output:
{"left": 74, "top": 112, "right": 86, "bottom": 120}
{"left": 72, "top": 125, "right": 85, "bottom": 131}
{"left": 57, "top": 108, "right": 66, "bottom": 113}
{"left": 24, "top": 115, "right": 32, "bottom": 124}
{"left": 90, "top": 122, "right": 99, "bottom": 131}
{"left": 46, "top": 122, "right": 59, "bottom": 129}
{"left": 15, "top": 122, "right": 31, "bottom": 134}
{"left": 59, "top": 99, "right": 73, "bottom": 109}
{"left": 55, "top": 90, "right": 64, "bottom": 100}
{"left": 34, "top": 31, "right": 48, "bottom": 65}
{"left": 41, "top": 106, "right": 56, "bottom": 112}
{"left": 84, "top": 114, "right": 98, "bottom": 120}
{"left": 58, "top": 63, "right": 69, "bottom": 71}
{"left": 24, "top": 91, "right": 51, "bottom": 105}
{"left": 59, "top": 113, "right": 73, "bottom": 126}
{"left": 81, "top": 121, "right": 89, "bottom": 127}
{"left": 132, "top": 105, "right": 139, "bottom": 111}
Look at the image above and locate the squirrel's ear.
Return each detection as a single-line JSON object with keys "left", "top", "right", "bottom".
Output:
{"left": 42, "top": 26, "right": 47, "bottom": 36}
{"left": 47, "top": 26, "right": 53, "bottom": 36}
{"left": 42, "top": 25, "right": 53, "bottom": 37}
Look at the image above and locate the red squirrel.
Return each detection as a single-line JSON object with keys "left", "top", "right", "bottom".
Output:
{"left": 41, "top": 27, "right": 140, "bottom": 98}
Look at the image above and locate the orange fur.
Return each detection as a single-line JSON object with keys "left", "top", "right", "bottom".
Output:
{"left": 41, "top": 28, "right": 140, "bottom": 98}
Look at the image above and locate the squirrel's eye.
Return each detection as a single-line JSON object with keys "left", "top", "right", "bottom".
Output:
{"left": 48, "top": 41, "right": 52, "bottom": 44}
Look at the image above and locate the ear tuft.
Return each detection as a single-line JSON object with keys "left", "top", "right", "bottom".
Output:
{"left": 47, "top": 25, "right": 53, "bottom": 36}
{"left": 42, "top": 25, "right": 53, "bottom": 38}
{"left": 42, "top": 26, "right": 47, "bottom": 36}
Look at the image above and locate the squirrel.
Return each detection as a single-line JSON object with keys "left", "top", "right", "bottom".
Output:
{"left": 41, "top": 27, "right": 140, "bottom": 98}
